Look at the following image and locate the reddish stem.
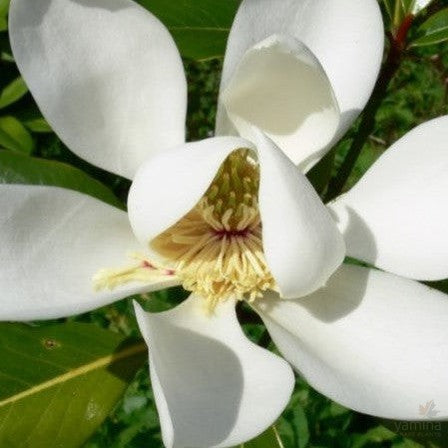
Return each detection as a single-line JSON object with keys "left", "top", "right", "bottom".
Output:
{"left": 394, "top": 14, "right": 414, "bottom": 50}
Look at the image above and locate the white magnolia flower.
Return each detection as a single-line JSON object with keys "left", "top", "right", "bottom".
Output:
{"left": 2, "top": 0, "right": 448, "bottom": 447}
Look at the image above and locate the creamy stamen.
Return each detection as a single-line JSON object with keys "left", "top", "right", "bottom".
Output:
{"left": 94, "top": 149, "right": 276, "bottom": 309}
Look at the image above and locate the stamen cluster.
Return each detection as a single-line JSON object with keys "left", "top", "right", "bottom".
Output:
{"left": 152, "top": 149, "right": 275, "bottom": 308}
{"left": 93, "top": 150, "right": 276, "bottom": 309}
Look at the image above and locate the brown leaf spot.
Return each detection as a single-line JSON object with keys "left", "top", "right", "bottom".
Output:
{"left": 42, "top": 338, "right": 61, "bottom": 350}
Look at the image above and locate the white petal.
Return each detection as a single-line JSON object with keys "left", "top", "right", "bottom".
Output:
{"left": 413, "top": 0, "right": 434, "bottom": 13}
{"left": 254, "top": 264, "right": 448, "bottom": 420}
{"left": 9, "top": 0, "right": 187, "bottom": 179}
{"left": 0, "top": 185, "right": 178, "bottom": 321}
{"left": 128, "top": 136, "right": 255, "bottom": 252}
{"left": 218, "top": 0, "right": 384, "bottom": 169}
{"left": 218, "top": 34, "right": 340, "bottom": 170}
{"left": 329, "top": 117, "right": 448, "bottom": 281}
{"left": 134, "top": 295, "right": 294, "bottom": 448}
{"left": 129, "top": 133, "right": 345, "bottom": 298}
{"left": 256, "top": 131, "right": 345, "bottom": 298}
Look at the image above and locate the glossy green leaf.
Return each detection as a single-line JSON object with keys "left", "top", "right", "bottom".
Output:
{"left": 411, "top": 8, "right": 448, "bottom": 47}
{"left": 0, "top": 0, "right": 8, "bottom": 30}
{"left": 23, "top": 116, "right": 53, "bottom": 133}
{"left": 240, "top": 427, "right": 284, "bottom": 448}
{"left": 0, "top": 0, "right": 9, "bottom": 17}
{"left": 382, "top": 0, "right": 395, "bottom": 22}
{"left": 307, "top": 148, "right": 335, "bottom": 195}
{"left": 0, "top": 115, "right": 34, "bottom": 153}
{"left": 0, "top": 77, "right": 28, "bottom": 109}
{"left": 400, "top": 0, "right": 414, "bottom": 14}
{"left": 352, "top": 425, "right": 396, "bottom": 448}
{"left": 137, "top": 0, "right": 240, "bottom": 60}
{"left": 15, "top": 107, "right": 54, "bottom": 133}
{"left": 0, "top": 51, "right": 14, "bottom": 63}
{"left": 386, "top": 0, "right": 422, "bottom": 29}
{"left": 0, "top": 151, "right": 123, "bottom": 208}
{"left": 0, "top": 323, "right": 147, "bottom": 448}
{"left": 392, "top": 0, "right": 406, "bottom": 28}
{"left": 291, "top": 405, "right": 309, "bottom": 448}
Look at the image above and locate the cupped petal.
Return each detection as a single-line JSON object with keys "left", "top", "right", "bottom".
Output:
{"left": 256, "top": 131, "right": 345, "bottom": 298}
{"left": 0, "top": 185, "right": 179, "bottom": 321}
{"left": 218, "top": 0, "right": 384, "bottom": 169}
{"left": 128, "top": 136, "right": 255, "bottom": 252}
{"left": 329, "top": 116, "right": 448, "bottom": 281}
{"left": 254, "top": 264, "right": 448, "bottom": 420}
{"left": 134, "top": 295, "right": 294, "bottom": 448}
{"left": 128, "top": 132, "right": 345, "bottom": 298}
{"left": 217, "top": 34, "right": 340, "bottom": 170}
{"left": 9, "top": 0, "right": 187, "bottom": 179}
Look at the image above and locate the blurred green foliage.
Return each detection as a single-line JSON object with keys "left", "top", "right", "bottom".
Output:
{"left": 1, "top": 0, "right": 448, "bottom": 447}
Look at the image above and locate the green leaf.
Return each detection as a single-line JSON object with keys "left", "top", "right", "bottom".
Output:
{"left": 0, "top": 115, "right": 34, "bottom": 153}
{"left": 0, "top": 16, "right": 6, "bottom": 32}
{"left": 14, "top": 107, "right": 54, "bottom": 133}
{"left": 23, "top": 116, "right": 53, "bottom": 133}
{"left": 0, "top": 0, "right": 10, "bottom": 17}
{"left": 307, "top": 148, "right": 335, "bottom": 196}
{"left": 0, "top": 323, "right": 147, "bottom": 448}
{"left": 400, "top": 0, "right": 415, "bottom": 14}
{"left": 137, "top": 0, "right": 240, "bottom": 60}
{"left": 291, "top": 405, "right": 309, "bottom": 448}
{"left": 411, "top": 8, "right": 448, "bottom": 47}
{"left": 0, "top": 151, "right": 123, "bottom": 208}
{"left": 240, "top": 427, "right": 284, "bottom": 448}
{"left": 352, "top": 425, "right": 396, "bottom": 448}
{"left": 1, "top": 51, "right": 14, "bottom": 63}
{"left": 0, "top": 77, "right": 28, "bottom": 109}
{"left": 0, "top": 0, "right": 8, "bottom": 30}
{"left": 382, "top": 0, "right": 396, "bottom": 22}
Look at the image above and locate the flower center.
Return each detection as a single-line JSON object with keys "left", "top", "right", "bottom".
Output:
{"left": 93, "top": 149, "right": 276, "bottom": 309}
{"left": 152, "top": 149, "right": 275, "bottom": 308}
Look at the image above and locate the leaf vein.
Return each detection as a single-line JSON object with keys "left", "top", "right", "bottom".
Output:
{"left": 0, "top": 343, "right": 146, "bottom": 408}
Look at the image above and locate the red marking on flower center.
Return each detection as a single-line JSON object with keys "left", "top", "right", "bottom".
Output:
{"left": 214, "top": 228, "right": 250, "bottom": 239}
{"left": 142, "top": 260, "right": 155, "bottom": 269}
{"left": 142, "top": 260, "right": 175, "bottom": 276}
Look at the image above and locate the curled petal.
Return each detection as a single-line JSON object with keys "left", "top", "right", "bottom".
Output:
{"left": 255, "top": 131, "right": 345, "bottom": 298}
{"left": 128, "top": 133, "right": 345, "bottom": 298}
{"left": 218, "top": 0, "right": 384, "bottom": 169}
{"left": 254, "top": 264, "right": 448, "bottom": 420}
{"left": 218, "top": 35, "right": 340, "bottom": 170}
{"left": 134, "top": 295, "right": 294, "bottom": 448}
{"left": 329, "top": 116, "right": 448, "bottom": 281}
{"left": 128, "top": 136, "right": 253, "bottom": 254}
{"left": 9, "top": 0, "right": 187, "bottom": 179}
